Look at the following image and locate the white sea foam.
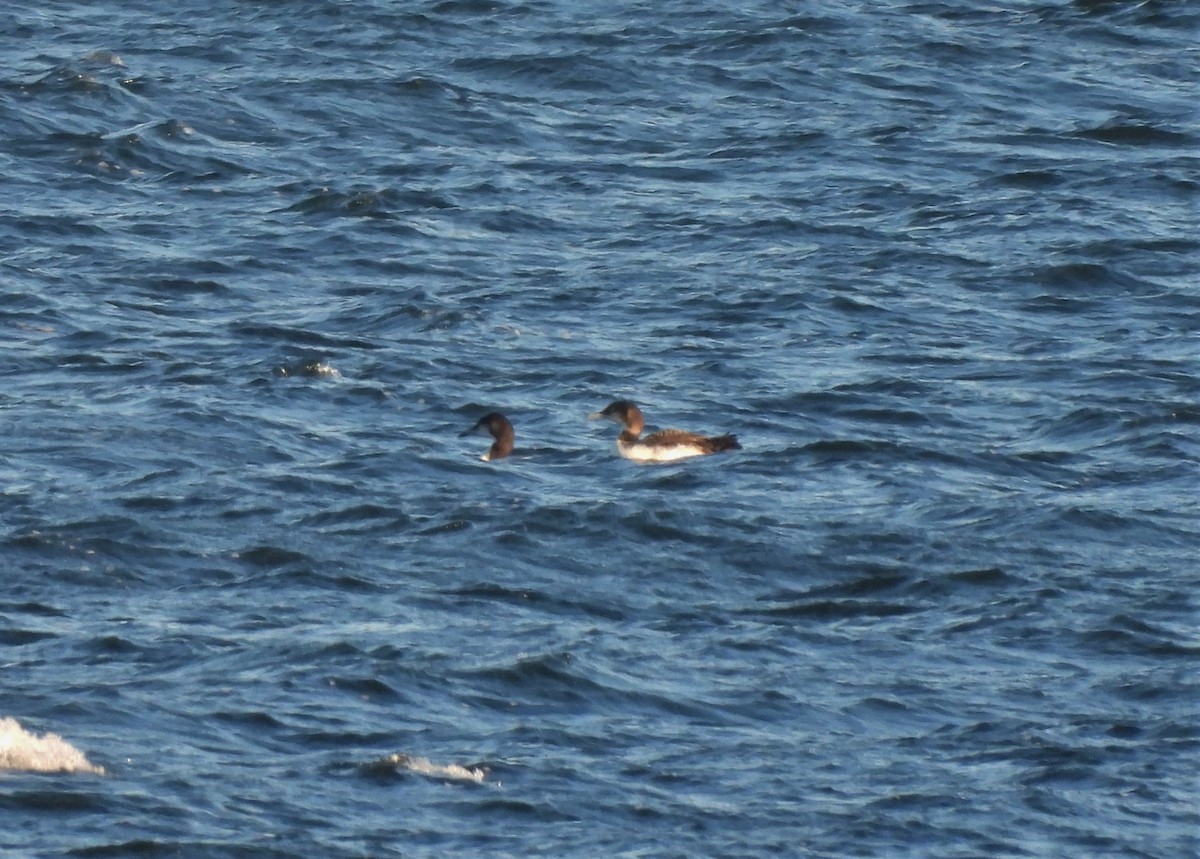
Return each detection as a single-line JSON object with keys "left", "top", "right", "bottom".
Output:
{"left": 382, "top": 752, "right": 486, "bottom": 783}
{"left": 0, "top": 717, "right": 105, "bottom": 775}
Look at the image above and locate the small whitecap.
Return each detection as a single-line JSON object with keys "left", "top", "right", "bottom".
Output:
{"left": 376, "top": 752, "right": 487, "bottom": 783}
{"left": 83, "top": 50, "right": 126, "bottom": 67}
{"left": 275, "top": 360, "right": 341, "bottom": 379}
{"left": 0, "top": 717, "right": 105, "bottom": 775}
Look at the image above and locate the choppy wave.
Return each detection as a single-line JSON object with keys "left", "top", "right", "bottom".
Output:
{"left": 0, "top": 717, "right": 104, "bottom": 775}
{"left": 3, "top": 0, "right": 1198, "bottom": 857}
{"left": 363, "top": 752, "right": 488, "bottom": 784}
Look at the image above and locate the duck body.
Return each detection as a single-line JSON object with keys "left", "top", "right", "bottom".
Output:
{"left": 589, "top": 400, "right": 740, "bottom": 462}
{"left": 460, "top": 412, "right": 515, "bottom": 461}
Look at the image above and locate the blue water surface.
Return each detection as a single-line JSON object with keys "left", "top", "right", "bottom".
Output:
{"left": 3, "top": 1, "right": 1198, "bottom": 856}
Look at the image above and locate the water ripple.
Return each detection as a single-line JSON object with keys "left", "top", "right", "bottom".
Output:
{"left": 2, "top": 1, "right": 1197, "bottom": 857}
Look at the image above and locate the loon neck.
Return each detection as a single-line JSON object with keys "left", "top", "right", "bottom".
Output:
{"left": 618, "top": 427, "right": 641, "bottom": 445}
{"left": 487, "top": 424, "right": 515, "bottom": 460}
{"left": 620, "top": 405, "right": 644, "bottom": 438}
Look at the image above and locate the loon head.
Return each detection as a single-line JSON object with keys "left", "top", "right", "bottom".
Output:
{"left": 588, "top": 400, "right": 644, "bottom": 432}
{"left": 460, "top": 412, "right": 515, "bottom": 461}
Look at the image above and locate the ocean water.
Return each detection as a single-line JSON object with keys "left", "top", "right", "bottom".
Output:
{"left": 2, "top": 1, "right": 1198, "bottom": 856}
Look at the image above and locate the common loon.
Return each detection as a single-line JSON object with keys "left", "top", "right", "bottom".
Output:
{"left": 589, "top": 400, "right": 740, "bottom": 462}
{"left": 459, "top": 412, "right": 514, "bottom": 461}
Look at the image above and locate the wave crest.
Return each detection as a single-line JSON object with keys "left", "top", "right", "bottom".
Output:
{"left": 0, "top": 717, "right": 105, "bottom": 775}
{"left": 367, "top": 752, "right": 487, "bottom": 783}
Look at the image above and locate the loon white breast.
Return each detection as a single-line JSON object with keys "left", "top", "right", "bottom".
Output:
{"left": 588, "top": 400, "right": 740, "bottom": 462}
{"left": 460, "top": 412, "right": 515, "bottom": 461}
